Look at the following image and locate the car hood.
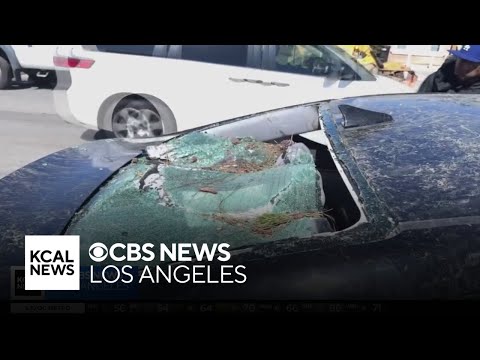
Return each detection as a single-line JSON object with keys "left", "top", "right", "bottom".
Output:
{"left": 0, "top": 139, "right": 142, "bottom": 252}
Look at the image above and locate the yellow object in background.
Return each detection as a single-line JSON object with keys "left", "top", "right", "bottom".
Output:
{"left": 338, "top": 45, "right": 378, "bottom": 70}
{"left": 338, "top": 45, "right": 411, "bottom": 76}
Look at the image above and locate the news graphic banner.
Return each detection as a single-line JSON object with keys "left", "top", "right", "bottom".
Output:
{"left": 23, "top": 236, "right": 246, "bottom": 293}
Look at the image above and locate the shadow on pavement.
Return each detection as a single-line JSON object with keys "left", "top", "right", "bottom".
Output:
{"left": 8, "top": 77, "right": 57, "bottom": 91}
{"left": 7, "top": 82, "right": 33, "bottom": 90}
{"left": 81, "top": 129, "right": 115, "bottom": 141}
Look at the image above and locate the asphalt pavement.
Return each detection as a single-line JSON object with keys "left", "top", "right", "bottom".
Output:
{"left": 0, "top": 86, "right": 97, "bottom": 179}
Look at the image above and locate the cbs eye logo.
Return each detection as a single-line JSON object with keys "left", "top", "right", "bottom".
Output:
{"left": 89, "top": 243, "right": 108, "bottom": 262}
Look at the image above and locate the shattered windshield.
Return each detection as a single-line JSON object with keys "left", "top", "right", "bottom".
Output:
{"left": 65, "top": 133, "right": 333, "bottom": 258}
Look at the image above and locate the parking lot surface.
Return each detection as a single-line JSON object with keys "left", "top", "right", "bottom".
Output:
{"left": 0, "top": 87, "right": 95, "bottom": 179}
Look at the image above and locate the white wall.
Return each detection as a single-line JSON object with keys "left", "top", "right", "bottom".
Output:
{"left": 390, "top": 45, "right": 450, "bottom": 57}
{"left": 389, "top": 45, "right": 451, "bottom": 68}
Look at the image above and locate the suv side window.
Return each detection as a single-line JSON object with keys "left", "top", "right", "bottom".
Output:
{"left": 94, "top": 45, "right": 156, "bottom": 57}
{"left": 180, "top": 45, "right": 249, "bottom": 67}
{"left": 272, "top": 45, "right": 358, "bottom": 80}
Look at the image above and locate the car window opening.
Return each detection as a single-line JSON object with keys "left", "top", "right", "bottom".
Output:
{"left": 290, "top": 134, "right": 361, "bottom": 231}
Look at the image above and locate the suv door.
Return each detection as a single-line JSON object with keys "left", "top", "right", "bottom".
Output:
{"left": 162, "top": 45, "right": 284, "bottom": 127}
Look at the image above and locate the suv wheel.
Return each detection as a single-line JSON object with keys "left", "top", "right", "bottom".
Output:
{"left": 0, "top": 57, "right": 12, "bottom": 90}
{"left": 112, "top": 99, "right": 164, "bottom": 138}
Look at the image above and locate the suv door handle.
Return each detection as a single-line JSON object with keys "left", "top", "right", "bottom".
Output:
{"left": 270, "top": 81, "right": 290, "bottom": 87}
{"left": 229, "top": 77, "right": 264, "bottom": 84}
{"left": 228, "top": 77, "right": 247, "bottom": 83}
{"left": 229, "top": 78, "right": 289, "bottom": 87}
{"left": 245, "top": 78, "right": 270, "bottom": 85}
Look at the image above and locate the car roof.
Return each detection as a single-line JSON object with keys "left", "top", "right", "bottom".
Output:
{"left": 328, "top": 93, "right": 480, "bottom": 223}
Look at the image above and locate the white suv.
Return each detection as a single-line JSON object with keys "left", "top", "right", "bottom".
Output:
{"left": 54, "top": 45, "right": 414, "bottom": 138}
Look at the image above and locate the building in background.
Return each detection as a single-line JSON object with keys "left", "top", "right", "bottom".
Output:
{"left": 388, "top": 45, "right": 459, "bottom": 71}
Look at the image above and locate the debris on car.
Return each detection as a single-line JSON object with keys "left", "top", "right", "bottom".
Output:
{"left": 65, "top": 133, "right": 333, "bottom": 250}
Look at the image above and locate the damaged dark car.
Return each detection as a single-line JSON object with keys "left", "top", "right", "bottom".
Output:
{"left": 1, "top": 93, "right": 480, "bottom": 301}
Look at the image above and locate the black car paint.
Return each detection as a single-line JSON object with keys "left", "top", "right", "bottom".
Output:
{"left": 331, "top": 94, "right": 480, "bottom": 222}
{"left": 0, "top": 141, "right": 141, "bottom": 258}
{"left": 1, "top": 93, "right": 480, "bottom": 300}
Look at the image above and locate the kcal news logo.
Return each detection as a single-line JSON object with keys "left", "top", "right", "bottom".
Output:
{"left": 25, "top": 235, "right": 80, "bottom": 290}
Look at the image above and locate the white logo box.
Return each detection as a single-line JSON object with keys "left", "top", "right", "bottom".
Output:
{"left": 25, "top": 235, "right": 80, "bottom": 291}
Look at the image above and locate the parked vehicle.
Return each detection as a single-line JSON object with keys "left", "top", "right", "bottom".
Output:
{"left": 53, "top": 45, "right": 414, "bottom": 139}
{"left": 1, "top": 93, "right": 479, "bottom": 300}
{"left": 0, "top": 45, "right": 59, "bottom": 89}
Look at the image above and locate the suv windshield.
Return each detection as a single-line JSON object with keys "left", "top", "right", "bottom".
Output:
{"left": 272, "top": 45, "right": 377, "bottom": 81}
{"left": 325, "top": 45, "right": 377, "bottom": 80}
